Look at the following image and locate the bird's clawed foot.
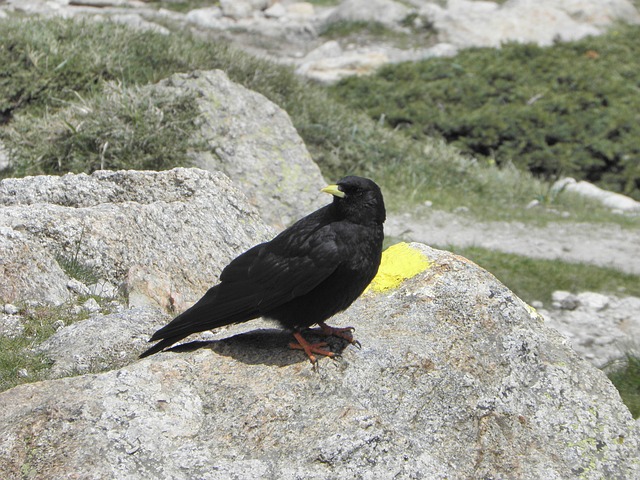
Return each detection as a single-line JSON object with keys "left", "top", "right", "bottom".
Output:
{"left": 313, "top": 322, "right": 361, "bottom": 348}
{"left": 290, "top": 331, "right": 336, "bottom": 366}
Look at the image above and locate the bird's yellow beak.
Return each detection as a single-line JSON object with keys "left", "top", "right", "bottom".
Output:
{"left": 321, "top": 184, "right": 345, "bottom": 198}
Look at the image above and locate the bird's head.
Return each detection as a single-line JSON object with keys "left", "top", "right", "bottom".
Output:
{"left": 322, "top": 176, "right": 386, "bottom": 225}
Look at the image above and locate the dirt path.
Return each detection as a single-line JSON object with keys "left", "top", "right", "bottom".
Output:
{"left": 386, "top": 211, "right": 640, "bottom": 275}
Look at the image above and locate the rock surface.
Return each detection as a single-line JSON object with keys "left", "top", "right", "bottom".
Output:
{"left": 421, "top": 0, "right": 601, "bottom": 48}
{"left": 38, "top": 306, "right": 168, "bottom": 379}
{"left": 0, "top": 226, "right": 72, "bottom": 306}
{"left": 325, "top": 0, "right": 410, "bottom": 28}
{"left": 541, "top": 291, "right": 640, "bottom": 368}
{"left": 0, "top": 313, "right": 24, "bottom": 339}
{"left": 0, "top": 244, "right": 637, "bottom": 479}
{"left": 0, "top": 168, "right": 273, "bottom": 311}
{"left": 555, "top": 177, "right": 640, "bottom": 212}
{"left": 151, "top": 70, "right": 326, "bottom": 228}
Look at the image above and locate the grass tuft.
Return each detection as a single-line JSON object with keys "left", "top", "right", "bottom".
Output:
{"left": 4, "top": 82, "right": 201, "bottom": 176}
{"left": 605, "top": 354, "right": 640, "bottom": 418}
{"left": 0, "top": 304, "right": 85, "bottom": 392}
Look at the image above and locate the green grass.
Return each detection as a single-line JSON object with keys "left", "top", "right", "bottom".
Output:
{"left": 605, "top": 354, "right": 640, "bottom": 418}
{"left": 0, "top": 297, "right": 123, "bottom": 393}
{"left": 0, "top": 305, "right": 85, "bottom": 392}
{"left": 445, "top": 245, "right": 640, "bottom": 306}
{"left": 5, "top": 82, "right": 202, "bottom": 176}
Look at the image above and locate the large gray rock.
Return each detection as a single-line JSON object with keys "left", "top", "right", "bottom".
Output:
{"left": 0, "top": 168, "right": 273, "bottom": 311}
{"left": 0, "top": 244, "right": 637, "bottom": 479}
{"left": 554, "top": 177, "right": 640, "bottom": 212}
{"left": 0, "top": 226, "right": 71, "bottom": 305}
{"left": 152, "top": 70, "right": 327, "bottom": 229}
{"left": 38, "top": 306, "right": 169, "bottom": 379}
{"left": 420, "top": 0, "right": 640, "bottom": 48}
{"left": 541, "top": 291, "right": 640, "bottom": 368}
{"left": 295, "top": 40, "right": 457, "bottom": 84}
{"left": 325, "top": 0, "right": 411, "bottom": 28}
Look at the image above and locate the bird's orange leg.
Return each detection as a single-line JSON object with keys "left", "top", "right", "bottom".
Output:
{"left": 289, "top": 331, "right": 335, "bottom": 365}
{"left": 313, "top": 322, "right": 361, "bottom": 348}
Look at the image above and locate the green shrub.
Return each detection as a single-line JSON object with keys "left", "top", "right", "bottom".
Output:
{"left": 329, "top": 24, "right": 640, "bottom": 200}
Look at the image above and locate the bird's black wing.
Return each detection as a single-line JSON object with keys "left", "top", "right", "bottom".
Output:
{"left": 140, "top": 221, "right": 344, "bottom": 357}
{"left": 223, "top": 225, "right": 343, "bottom": 312}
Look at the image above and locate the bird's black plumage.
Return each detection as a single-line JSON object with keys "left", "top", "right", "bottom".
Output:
{"left": 139, "top": 176, "right": 385, "bottom": 360}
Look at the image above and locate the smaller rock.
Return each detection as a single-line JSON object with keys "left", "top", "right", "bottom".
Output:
{"left": 67, "top": 278, "right": 91, "bottom": 296}
{"left": 286, "top": 2, "right": 314, "bottom": 17}
{"left": 185, "top": 6, "right": 224, "bottom": 28}
{"left": 220, "top": 0, "right": 266, "bottom": 20}
{"left": 296, "top": 47, "right": 389, "bottom": 83}
{"left": 531, "top": 300, "right": 544, "bottom": 309}
{"left": 99, "top": 13, "right": 171, "bottom": 35}
{"left": 0, "top": 314, "right": 24, "bottom": 338}
{"left": 17, "top": 368, "right": 28, "bottom": 378}
{"left": 542, "top": 291, "right": 640, "bottom": 367}
{"left": 3, "top": 304, "right": 19, "bottom": 315}
{"left": 325, "top": 0, "right": 410, "bottom": 29}
{"left": 264, "top": 2, "right": 286, "bottom": 18}
{"left": 78, "top": 0, "right": 138, "bottom": 6}
{"left": 82, "top": 298, "right": 101, "bottom": 313}
{"left": 554, "top": 177, "right": 640, "bottom": 212}
{"left": 551, "top": 290, "right": 579, "bottom": 310}
{"left": 53, "top": 320, "right": 66, "bottom": 331}
{"left": 89, "top": 280, "right": 119, "bottom": 299}
{"left": 526, "top": 199, "right": 540, "bottom": 209}
{"left": 577, "top": 292, "right": 609, "bottom": 311}
{"left": 424, "top": 42, "right": 459, "bottom": 58}
{"left": 301, "top": 40, "right": 343, "bottom": 62}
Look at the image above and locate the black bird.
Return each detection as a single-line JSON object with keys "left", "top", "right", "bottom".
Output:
{"left": 139, "top": 176, "right": 385, "bottom": 364}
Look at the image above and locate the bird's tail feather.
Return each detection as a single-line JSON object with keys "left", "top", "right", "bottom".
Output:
{"left": 139, "top": 336, "right": 184, "bottom": 358}
{"left": 139, "top": 284, "right": 261, "bottom": 358}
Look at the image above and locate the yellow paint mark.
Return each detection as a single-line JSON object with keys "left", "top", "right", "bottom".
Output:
{"left": 366, "top": 242, "right": 431, "bottom": 293}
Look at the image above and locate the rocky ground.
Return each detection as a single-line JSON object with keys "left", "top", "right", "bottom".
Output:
{"left": 1, "top": 0, "right": 639, "bottom": 367}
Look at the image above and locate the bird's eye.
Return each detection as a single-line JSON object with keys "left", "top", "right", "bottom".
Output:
{"left": 341, "top": 185, "right": 363, "bottom": 197}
